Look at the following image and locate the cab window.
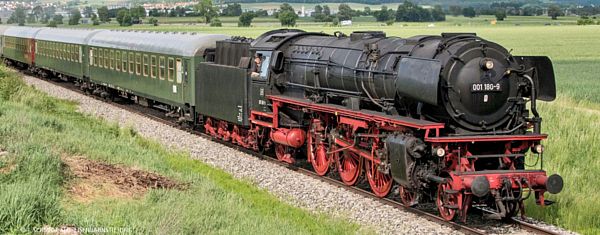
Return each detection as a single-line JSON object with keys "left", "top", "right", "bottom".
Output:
{"left": 252, "top": 51, "right": 271, "bottom": 80}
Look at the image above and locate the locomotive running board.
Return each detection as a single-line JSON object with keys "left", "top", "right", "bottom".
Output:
{"left": 425, "top": 134, "right": 547, "bottom": 143}
{"left": 267, "top": 95, "right": 444, "bottom": 131}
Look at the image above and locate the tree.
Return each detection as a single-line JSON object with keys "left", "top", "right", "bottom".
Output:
{"left": 548, "top": 5, "right": 562, "bottom": 20}
{"left": 98, "top": 6, "right": 110, "bottom": 22}
{"left": 116, "top": 9, "right": 132, "bottom": 26}
{"left": 149, "top": 8, "right": 160, "bottom": 17}
{"left": 278, "top": 10, "right": 298, "bottom": 27}
{"left": 53, "top": 14, "right": 64, "bottom": 24}
{"left": 313, "top": 5, "right": 323, "bottom": 16}
{"left": 337, "top": 4, "right": 353, "bottom": 21}
{"left": 131, "top": 6, "right": 146, "bottom": 19}
{"left": 32, "top": 6, "right": 44, "bottom": 21}
{"left": 279, "top": 3, "right": 295, "bottom": 13}
{"left": 27, "top": 14, "right": 36, "bottom": 24}
{"left": 83, "top": 6, "right": 93, "bottom": 18}
{"left": 238, "top": 12, "right": 255, "bottom": 27}
{"left": 196, "top": 0, "right": 217, "bottom": 23}
{"left": 69, "top": 9, "right": 81, "bottom": 25}
{"left": 42, "top": 6, "right": 55, "bottom": 23}
{"left": 323, "top": 5, "right": 331, "bottom": 16}
{"left": 373, "top": 6, "right": 393, "bottom": 22}
{"left": 91, "top": 13, "right": 100, "bottom": 25}
{"left": 495, "top": 9, "right": 506, "bottom": 21}
{"left": 431, "top": 5, "right": 445, "bottom": 21}
{"left": 10, "top": 7, "right": 27, "bottom": 26}
{"left": 223, "top": 3, "right": 242, "bottom": 16}
{"left": 396, "top": 1, "right": 433, "bottom": 22}
{"left": 363, "top": 7, "right": 371, "bottom": 16}
{"left": 462, "top": 7, "right": 477, "bottom": 18}
{"left": 449, "top": 5, "right": 462, "bottom": 17}
{"left": 312, "top": 5, "right": 332, "bottom": 22}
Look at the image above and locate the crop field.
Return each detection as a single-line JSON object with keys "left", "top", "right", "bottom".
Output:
{"left": 0, "top": 70, "right": 365, "bottom": 233}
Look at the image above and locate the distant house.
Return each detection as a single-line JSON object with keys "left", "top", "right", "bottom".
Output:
{"left": 340, "top": 20, "right": 352, "bottom": 26}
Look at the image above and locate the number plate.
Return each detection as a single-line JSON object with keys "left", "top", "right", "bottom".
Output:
{"left": 471, "top": 83, "right": 502, "bottom": 92}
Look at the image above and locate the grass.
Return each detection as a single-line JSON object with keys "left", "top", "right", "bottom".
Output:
{"left": 0, "top": 68, "right": 366, "bottom": 234}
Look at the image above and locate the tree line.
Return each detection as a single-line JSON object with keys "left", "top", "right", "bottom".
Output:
{"left": 4, "top": 1, "right": 599, "bottom": 28}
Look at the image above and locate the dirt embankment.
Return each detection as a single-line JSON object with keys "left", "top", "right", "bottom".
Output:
{"left": 63, "top": 157, "right": 188, "bottom": 203}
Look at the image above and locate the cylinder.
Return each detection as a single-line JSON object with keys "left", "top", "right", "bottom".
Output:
{"left": 270, "top": 128, "right": 306, "bottom": 148}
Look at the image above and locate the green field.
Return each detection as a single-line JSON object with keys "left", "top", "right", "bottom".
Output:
{"left": 0, "top": 69, "right": 366, "bottom": 233}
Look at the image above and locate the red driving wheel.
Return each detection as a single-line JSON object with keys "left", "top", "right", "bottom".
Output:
{"left": 337, "top": 150, "right": 361, "bottom": 186}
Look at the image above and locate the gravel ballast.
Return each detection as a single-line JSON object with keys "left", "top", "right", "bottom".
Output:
{"left": 21, "top": 75, "right": 575, "bottom": 235}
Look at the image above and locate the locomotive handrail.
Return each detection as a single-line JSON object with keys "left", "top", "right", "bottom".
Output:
{"left": 287, "top": 58, "right": 397, "bottom": 75}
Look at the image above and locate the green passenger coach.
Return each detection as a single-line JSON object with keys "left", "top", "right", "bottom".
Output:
{"left": 34, "top": 28, "right": 102, "bottom": 79}
{"left": 3, "top": 27, "right": 42, "bottom": 65}
{"left": 0, "top": 26, "right": 230, "bottom": 124}
{"left": 86, "top": 30, "right": 229, "bottom": 112}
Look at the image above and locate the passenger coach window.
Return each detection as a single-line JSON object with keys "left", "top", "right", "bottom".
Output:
{"left": 110, "top": 50, "right": 115, "bottom": 69}
{"left": 151, "top": 56, "right": 157, "bottom": 78}
{"left": 128, "top": 53, "right": 134, "bottom": 73}
{"left": 102, "top": 49, "right": 107, "bottom": 68}
{"left": 122, "top": 52, "right": 127, "bottom": 73}
{"left": 116, "top": 51, "right": 121, "bottom": 71}
{"left": 159, "top": 57, "right": 165, "bottom": 80}
{"left": 93, "top": 48, "right": 98, "bottom": 66}
{"left": 143, "top": 55, "right": 149, "bottom": 77}
{"left": 104, "top": 49, "right": 109, "bottom": 68}
{"left": 167, "top": 58, "right": 174, "bottom": 81}
{"left": 135, "top": 53, "right": 142, "bottom": 75}
{"left": 98, "top": 49, "right": 103, "bottom": 66}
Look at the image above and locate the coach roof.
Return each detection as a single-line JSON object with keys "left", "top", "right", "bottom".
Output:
{"left": 3, "top": 26, "right": 43, "bottom": 39}
{"left": 35, "top": 28, "right": 105, "bottom": 44}
{"left": 87, "top": 30, "right": 230, "bottom": 57}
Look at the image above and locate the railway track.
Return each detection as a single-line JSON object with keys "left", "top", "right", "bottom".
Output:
{"left": 36, "top": 75, "right": 559, "bottom": 235}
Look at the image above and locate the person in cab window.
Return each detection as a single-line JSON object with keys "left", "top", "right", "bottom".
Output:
{"left": 251, "top": 53, "right": 262, "bottom": 79}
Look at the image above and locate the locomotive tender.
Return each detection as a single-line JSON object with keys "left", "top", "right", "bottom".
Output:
{"left": 1, "top": 26, "right": 563, "bottom": 221}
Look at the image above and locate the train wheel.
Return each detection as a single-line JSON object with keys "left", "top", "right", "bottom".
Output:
{"left": 399, "top": 186, "right": 418, "bottom": 206}
{"left": 308, "top": 135, "right": 329, "bottom": 176}
{"left": 364, "top": 160, "right": 392, "bottom": 197}
{"left": 436, "top": 179, "right": 458, "bottom": 221}
{"left": 307, "top": 121, "right": 329, "bottom": 176}
{"left": 337, "top": 150, "right": 361, "bottom": 186}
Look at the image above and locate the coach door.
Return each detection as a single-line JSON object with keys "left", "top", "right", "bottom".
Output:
{"left": 177, "top": 59, "right": 186, "bottom": 101}
{"left": 28, "top": 39, "right": 36, "bottom": 64}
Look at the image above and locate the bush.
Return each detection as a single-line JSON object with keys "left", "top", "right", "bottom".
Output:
{"left": 46, "top": 21, "right": 57, "bottom": 27}
{"left": 148, "top": 17, "right": 159, "bottom": 26}
{"left": 385, "top": 20, "right": 394, "bottom": 26}
{"left": 238, "top": 12, "right": 255, "bottom": 27}
{"left": 331, "top": 17, "right": 339, "bottom": 26}
{"left": 209, "top": 18, "right": 222, "bottom": 27}
{"left": 577, "top": 18, "right": 596, "bottom": 25}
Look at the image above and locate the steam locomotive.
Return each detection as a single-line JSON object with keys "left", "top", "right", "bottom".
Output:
{"left": 1, "top": 27, "right": 562, "bottom": 222}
